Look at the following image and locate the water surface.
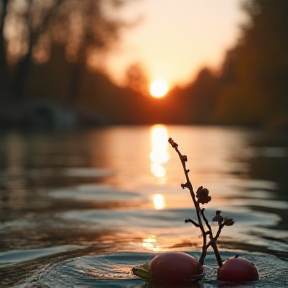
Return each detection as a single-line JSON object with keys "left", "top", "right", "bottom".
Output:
{"left": 0, "top": 125, "right": 287, "bottom": 287}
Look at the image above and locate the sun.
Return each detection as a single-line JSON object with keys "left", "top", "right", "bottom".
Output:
{"left": 149, "top": 80, "right": 169, "bottom": 98}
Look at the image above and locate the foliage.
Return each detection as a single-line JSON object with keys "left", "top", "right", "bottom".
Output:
{"left": 0, "top": 0, "right": 128, "bottom": 102}
{"left": 182, "top": 68, "right": 221, "bottom": 124}
{"left": 1, "top": 0, "right": 288, "bottom": 128}
{"left": 181, "top": 0, "right": 288, "bottom": 128}
{"left": 124, "top": 63, "right": 149, "bottom": 96}
{"left": 216, "top": 0, "right": 288, "bottom": 127}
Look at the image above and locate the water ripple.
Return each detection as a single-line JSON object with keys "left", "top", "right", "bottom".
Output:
{"left": 33, "top": 251, "right": 288, "bottom": 288}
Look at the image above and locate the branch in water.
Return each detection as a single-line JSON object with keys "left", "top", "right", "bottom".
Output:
{"left": 168, "top": 137, "right": 235, "bottom": 267}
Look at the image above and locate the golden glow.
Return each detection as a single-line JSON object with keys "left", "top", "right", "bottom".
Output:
{"left": 149, "top": 80, "right": 169, "bottom": 98}
{"left": 150, "top": 125, "right": 169, "bottom": 178}
{"left": 142, "top": 236, "right": 161, "bottom": 251}
{"left": 151, "top": 163, "right": 166, "bottom": 178}
{"left": 153, "top": 194, "right": 166, "bottom": 210}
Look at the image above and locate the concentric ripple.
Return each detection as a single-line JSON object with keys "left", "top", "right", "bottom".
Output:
{"left": 34, "top": 251, "right": 288, "bottom": 288}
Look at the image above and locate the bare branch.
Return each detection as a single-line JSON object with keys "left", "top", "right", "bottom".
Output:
{"left": 168, "top": 137, "right": 228, "bottom": 267}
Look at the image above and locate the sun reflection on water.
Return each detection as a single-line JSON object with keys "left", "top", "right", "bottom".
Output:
{"left": 150, "top": 125, "right": 170, "bottom": 178}
{"left": 150, "top": 125, "right": 169, "bottom": 210}
{"left": 153, "top": 194, "right": 166, "bottom": 210}
{"left": 142, "top": 236, "right": 161, "bottom": 251}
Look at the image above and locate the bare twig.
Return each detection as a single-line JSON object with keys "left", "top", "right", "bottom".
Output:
{"left": 168, "top": 138, "right": 235, "bottom": 267}
{"left": 168, "top": 138, "right": 207, "bottom": 265}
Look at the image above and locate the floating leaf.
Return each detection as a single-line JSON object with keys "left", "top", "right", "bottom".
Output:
{"left": 132, "top": 261, "right": 150, "bottom": 280}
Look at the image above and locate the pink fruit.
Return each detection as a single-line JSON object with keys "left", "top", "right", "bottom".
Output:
{"left": 149, "top": 252, "right": 203, "bottom": 283}
{"left": 217, "top": 257, "right": 259, "bottom": 282}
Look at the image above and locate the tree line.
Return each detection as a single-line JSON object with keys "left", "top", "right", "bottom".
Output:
{"left": 1, "top": 0, "right": 287, "bottom": 128}
{"left": 123, "top": 0, "right": 288, "bottom": 128}
{"left": 176, "top": 0, "right": 288, "bottom": 128}
{"left": 0, "top": 0, "right": 131, "bottom": 126}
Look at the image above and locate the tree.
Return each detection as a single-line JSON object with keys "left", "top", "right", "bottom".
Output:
{"left": 124, "top": 63, "right": 149, "bottom": 96}
{"left": 238, "top": 0, "right": 288, "bottom": 124}
{"left": 0, "top": 0, "right": 9, "bottom": 95}
{"left": 216, "top": 0, "right": 288, "bottom": 127}
{"left": 0, "top": 0, "right": 128, "bottom": 103}
{"left": 183, "top": 67, "right": 221, "bottom": 124}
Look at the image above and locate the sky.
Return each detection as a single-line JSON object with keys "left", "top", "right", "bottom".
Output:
{"left": 105, "top": 0, "right": 247, "bottom": 88}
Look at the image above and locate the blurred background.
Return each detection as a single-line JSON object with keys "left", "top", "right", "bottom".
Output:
{"left": 0, "top": 1, "right": 288, "bottom": 287}
{"left": 0, "top": 0, "right": 288, "bottom": 129}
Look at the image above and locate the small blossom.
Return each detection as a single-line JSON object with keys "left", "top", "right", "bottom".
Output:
{"left": 213, "top": 210, "right": 223, "bottom": 222}
{"left": 224, "top": 218, "right": 235, "bottom": 226}
{"left": 181, "top": 155, "right": 188, "bottom": 162}
{"left": 168, "top": 137, "right": 178, "bottom": 148}
{"left": 196, "top": 186, "right": 211, "bottom": 204}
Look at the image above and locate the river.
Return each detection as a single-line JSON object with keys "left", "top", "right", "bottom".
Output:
{"left": 0, "top": 125, "right": 287, "bottom": 287}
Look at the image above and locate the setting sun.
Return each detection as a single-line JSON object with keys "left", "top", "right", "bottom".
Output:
{"left": 149, "top": 80, "right": 169, "bottom": 98}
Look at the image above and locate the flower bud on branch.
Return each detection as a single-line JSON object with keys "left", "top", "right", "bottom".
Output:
{"left": 196, "top": 186, "right": 211, "bottom": 204}
{"left": 168, "top": 138, "right": 178, "bottom": 148}
{"left": 168, "top": 137, "right": 236, "bottom": 268}
{"left": 224, "top": 217, "right": 235, "bottom": 226}
{"left": 181, "top": 155, "right": 188, "bottom": 162}
{"left": 213, "top": 210, "right": 223, "bottom": 224}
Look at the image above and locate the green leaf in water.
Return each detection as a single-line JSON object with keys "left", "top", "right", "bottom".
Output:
{"left": 132, "top": 261, "right": 150, "bottom": 280}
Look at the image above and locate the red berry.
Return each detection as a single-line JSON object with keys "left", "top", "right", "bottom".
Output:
{"left": 149, "top": 252, "right": 203, "bottom": 283}
{"left": 217, "top": 257, "right": 259, "bottom": 282}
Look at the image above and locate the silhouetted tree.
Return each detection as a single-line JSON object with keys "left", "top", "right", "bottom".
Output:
{"left": 238, "top": 0, "right": 288, "bottom": 124}
{"left": 124, "top": 63, "right": 149, "bottom": 96}
{"left": 216, "top": 0, "right": 288, "bottom": 127}
{"left": 183, "top": 67, "right": 221, "bottom": 124}
{"left": 0, "top": 0, "right": 129, "bottom": 104}
{"left": 0, "top": 0, "right": 9, "bottom": 95}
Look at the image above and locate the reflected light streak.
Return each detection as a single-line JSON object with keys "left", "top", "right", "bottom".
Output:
{"left": 150, "top": 125, "right": 169, "bottom": 178}
{"left": 142, "top": 236, "right": 161, "bottom": 251}
{"left": 153, "top": 194, "right": 166, "bottom": 210}
{"left": 151, "top": 163, "right": 166, "bottom": 178}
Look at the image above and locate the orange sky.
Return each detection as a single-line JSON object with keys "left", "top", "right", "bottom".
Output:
{"left": 105, "top": 0, "right": 246, "bottom": 88}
